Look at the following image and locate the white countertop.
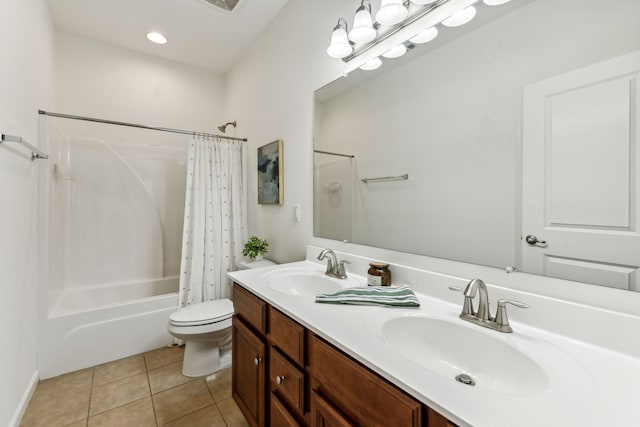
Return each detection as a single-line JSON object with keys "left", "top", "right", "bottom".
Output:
{"left": 228, "top": 258, "right": 640, "bottom": 427}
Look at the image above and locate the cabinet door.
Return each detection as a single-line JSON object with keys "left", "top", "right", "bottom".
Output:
{"left": 310, "top": 390, "right": 355, "bottom": 427}
{"left": 311, "top": 336, "right": 422, "bottom": 426}
{"left": 271, "top": 394, "right": 302, "bottom": 427}
{"left": 232, "top": 317, "right": 266, "bottom": 427}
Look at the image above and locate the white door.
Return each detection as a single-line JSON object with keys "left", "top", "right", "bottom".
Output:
{"left": 522, "top": 51, "right": 640, "bottom": 291}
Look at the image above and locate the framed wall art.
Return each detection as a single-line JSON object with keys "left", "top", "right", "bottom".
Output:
{"left": 257, "top": 139, "right": 283, "bottom": 204}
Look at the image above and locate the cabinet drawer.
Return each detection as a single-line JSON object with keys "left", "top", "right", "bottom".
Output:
{"left": 268, "top": 306, "right": 305, "bottom": 366}
{"left": 428, "top": 407, "right": 458, "bottom": 427}
{"left": 310, "top": 390, "right": 355, "bottom": 427}
{"left": 233, "top": 283, "right": 267, "bottom": 334}
{"left": 311, "top": 335, "right": 422, "bottom": 427}
{"left": 270, "top": 394, "right": 301, "bottom": 427}
{"left": 270, "top": 347, "right": 305, "bottom": 415}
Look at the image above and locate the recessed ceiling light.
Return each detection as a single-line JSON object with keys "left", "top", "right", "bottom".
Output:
{"left": 146, "top": 32, "right": 167, "bottom": 44}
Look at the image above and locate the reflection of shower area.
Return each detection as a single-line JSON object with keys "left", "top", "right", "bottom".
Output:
{"left": 40, "top": 115, "right": 187, "bottom": 378}
{"left": 313, "top": 151, "right": 354, "bottom": 242}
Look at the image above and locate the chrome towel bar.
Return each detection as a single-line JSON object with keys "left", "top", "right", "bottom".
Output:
{"left": 361, "top": 173, "right": 408, "bottom": 184}
{"left": 1, "top": 134, "right": 49, "bottom": 161}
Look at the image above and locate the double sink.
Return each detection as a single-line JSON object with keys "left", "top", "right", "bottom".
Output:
{"left": 258, "top": 265, "right": 590, "bottom": 399}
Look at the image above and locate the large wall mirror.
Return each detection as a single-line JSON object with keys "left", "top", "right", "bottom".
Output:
{"left": 313, "top": 0, "right": 640, "bottom": 292}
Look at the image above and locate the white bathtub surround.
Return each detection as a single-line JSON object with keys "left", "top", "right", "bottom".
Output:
{"left": 227, "top": 246, "right": 640, "bottom": 427}
{"left": 178, "top": 135, "right": 248, "bottom": 304}
{"left": 39, "top": 279, "right": 178, "bottom": 379}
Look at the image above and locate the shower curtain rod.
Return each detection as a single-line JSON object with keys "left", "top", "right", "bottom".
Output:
{"left": 38, "top": 110, "right": 248, "bottom": 142}
{"left": 314, "top": 149, "right": 354, "bottom": 158}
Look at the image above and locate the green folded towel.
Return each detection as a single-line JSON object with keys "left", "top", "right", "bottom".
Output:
{"left": 315, "top": 285, "right": 420, "bottom": 308}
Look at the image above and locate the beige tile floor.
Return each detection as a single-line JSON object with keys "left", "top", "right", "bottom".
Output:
{"left": 20, "top": 346, "right": 249, "bottom": 427}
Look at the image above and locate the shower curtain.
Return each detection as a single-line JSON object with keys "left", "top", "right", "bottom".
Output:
{"left": 178, "top": 135, "right": 247, "bottom": 306}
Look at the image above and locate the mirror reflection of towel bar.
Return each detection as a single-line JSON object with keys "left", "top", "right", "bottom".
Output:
{"left": 361, "top": 174, "right": 408, "bottom": 184}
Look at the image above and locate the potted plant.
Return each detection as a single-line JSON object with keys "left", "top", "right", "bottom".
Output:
{"left": 243, "top": 236, "right": 269, "bottom": 261}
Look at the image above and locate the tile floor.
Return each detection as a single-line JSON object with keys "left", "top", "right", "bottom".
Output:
{"left": 20, "top": 346, "right": 249, "bottom": 427}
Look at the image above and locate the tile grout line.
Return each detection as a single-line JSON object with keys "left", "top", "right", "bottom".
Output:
{"left": 85, "top": 367, "right": 95, "bottom": 426}
{"left": 143, "top": 352, "right": 161, "bottom": 427}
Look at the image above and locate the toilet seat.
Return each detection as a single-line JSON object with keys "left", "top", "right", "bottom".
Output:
{"left": 169, "top": 299, "right": 234, "bottom": 327}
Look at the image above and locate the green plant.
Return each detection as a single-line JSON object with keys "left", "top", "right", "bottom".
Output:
{"left": 242, "top": 236, "right": 269, "bottom": 259}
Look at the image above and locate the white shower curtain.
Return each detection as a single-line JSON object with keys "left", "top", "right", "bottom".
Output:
{"left": 178, "top": 134, "right": 247, "bottom": 307}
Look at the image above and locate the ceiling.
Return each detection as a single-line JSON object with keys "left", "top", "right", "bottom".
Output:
{"left": 47, "top": 0, "right": 290, "bottom": 73}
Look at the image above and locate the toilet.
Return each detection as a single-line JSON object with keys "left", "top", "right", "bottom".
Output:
{"left": 168, "top": 299, "right": 234, "bottom": 377}
{"left": 168, "top": 258, "right": 276, "bottom": 377}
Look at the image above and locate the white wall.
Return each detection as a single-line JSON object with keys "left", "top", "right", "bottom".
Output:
{"left": 55, "top": 31, "right": 226, "bottom": 131}
{"left": 224, "top": 0, "right": 348, "bottom": 262}
{"left": 224, "top": 0, "right": 640, "bottom": 313}
{"left": 0, "top": 0, "right": 55, "bottom": 425}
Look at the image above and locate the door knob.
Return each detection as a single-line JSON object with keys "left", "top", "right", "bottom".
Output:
{"left": 276, "top": 375, "right": 285, "bottom": 385}
{"left": 525, "top": 235, "right": 546, "bottom": 245}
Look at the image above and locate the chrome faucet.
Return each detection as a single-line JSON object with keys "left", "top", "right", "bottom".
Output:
{"left": 317, "top": 249, "right": 348, "bottom": 279}
{"left": 450, "top": 279, "right": 528, "bottom": 333}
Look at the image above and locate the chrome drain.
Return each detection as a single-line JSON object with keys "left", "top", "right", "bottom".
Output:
{"left": 455, "top": 374, "right": 475, "bottom": 386}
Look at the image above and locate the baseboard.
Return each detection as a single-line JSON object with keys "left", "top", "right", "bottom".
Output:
{"left": 9, "top": 369, "right": 39, "bottom": 427}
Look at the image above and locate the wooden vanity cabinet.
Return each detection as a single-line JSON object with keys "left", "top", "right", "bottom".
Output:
{"left": 232, "top": 284, "right": 268, "bottom": 427}
{"left": 232, "top": 282, "right": 458, "bottom": 427}
{"left": 310, "top": 335, "right": 423, "bottom": 427}
{"left": 267, "top": 305, "right": 308, "bottom": 425}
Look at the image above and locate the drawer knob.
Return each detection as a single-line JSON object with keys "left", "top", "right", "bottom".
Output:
{"left": 254, "top": 357, "right": 262, "bottom": 366}
{"left": 276, "top": 375, "right": 285, "bottom": 385}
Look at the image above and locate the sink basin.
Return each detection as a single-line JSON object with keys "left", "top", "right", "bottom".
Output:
{"left": 261, "top": 267, "right": 358, "bottom": 296}
{"left": 382, "top": 316, "right": 549, "bottom": 396}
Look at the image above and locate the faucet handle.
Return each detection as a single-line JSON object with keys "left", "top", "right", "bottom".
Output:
{"left": 448, "top": 286, "right": 463, "bottom": 292}
{"left": 335, "top": 260, "right": 349, "bottom": 279}
{"left": 494, "top": 299, "right": 529, "bottom": 333}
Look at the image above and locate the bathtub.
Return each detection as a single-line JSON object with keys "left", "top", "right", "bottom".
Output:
{"left": 39, "top": 277, "right": 179, "bottom": 379}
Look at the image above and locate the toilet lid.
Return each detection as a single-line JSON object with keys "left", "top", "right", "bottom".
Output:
{"left": 169, "top": 299, "right": 234, "bottom": 326}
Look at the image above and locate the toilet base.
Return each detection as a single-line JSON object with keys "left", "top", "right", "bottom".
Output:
{"left": 182, "top": 339, "right": 231, "bottom": 377}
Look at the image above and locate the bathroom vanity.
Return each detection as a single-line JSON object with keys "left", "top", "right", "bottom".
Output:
{"left": 228, "top": 248, "right": 640, "bottom": 427}
{"left": 231, "top": 283, "right": 453, "bottom": 426}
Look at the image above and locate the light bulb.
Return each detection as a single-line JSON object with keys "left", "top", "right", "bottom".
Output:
{"left": 409, "top": 26, "right": 438, "bottom": 44}
{"left": 360, "top": 57, "right": 382, "bottom": 71}
{"left": 442, "top": 6, "right": 476, "bottom": 27}
{"left": 349, "top": 5, "right": 377, "bottom": 43}
{"left": 382, "top": 44, "right": 407, "bottom": 59}
{"left": 375, "top": 0, "right": 408, "bottom": 26}
{"left": 483, "top": 0, "right": 512, "bottom": 5}
{"left": 146, "top": 32, "right": 167, "bottom": 44}
{"left": 327, "top": 21, "right": 353, "bottom": 59}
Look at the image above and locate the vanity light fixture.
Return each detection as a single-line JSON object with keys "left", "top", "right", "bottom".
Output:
{"left": 349, "top": 0, "right": 377, "bottom": 44}
{"left": 360, "top": 57, "right": 383, "bottom": 70}
{"left": 327, "top": 0, "right": 517, "bottom": 72}
{"left": 327, "top": 18, "right": 353, "bottom": 59}
{"left": 409, "top": 26, "right": 438, "bottom": 44}
{"left": 376, "top": 0, "right": 408, "bottom": 26}
{"left": 441, "top": 5, "right": 477, "bottom": 27}
{"left": 382, "top": 44, "right": 408, "bottom": 59}
{"left": 146, "top": 32, "right": 167, "bottom": 44}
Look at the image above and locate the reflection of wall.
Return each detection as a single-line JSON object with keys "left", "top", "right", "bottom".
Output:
{"left": 314, "top": 156, "right": 352, "bottom": 241}
{"left": 315, "top": 0, "right": 640, "bottom": 268}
